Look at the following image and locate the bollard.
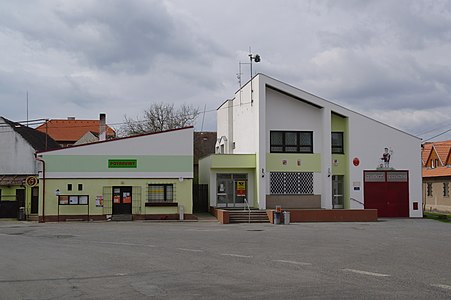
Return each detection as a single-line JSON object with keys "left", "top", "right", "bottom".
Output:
{"left": 179, "top": 205, "right": 184, "bottom": 221}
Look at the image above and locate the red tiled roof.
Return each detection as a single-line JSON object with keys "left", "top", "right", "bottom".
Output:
{"left": 421, "top": 143, "right": 433, "bottom": 165}
{"left": 433, "top": 143, "right": 451, "bottom": 164}
{"left": 35, "top": 119, "right": 116, "bottom": 142}
{"left": 423, "top": 166, "right": 451, "bottom": 178}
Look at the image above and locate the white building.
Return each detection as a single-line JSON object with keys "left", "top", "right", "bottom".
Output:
{"left": 199, "top": 74, "right": 422, "bottom": 218}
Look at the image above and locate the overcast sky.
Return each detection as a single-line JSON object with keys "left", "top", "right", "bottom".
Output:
{"left": 1, "top": 0, "right": 450, "bottom": 140}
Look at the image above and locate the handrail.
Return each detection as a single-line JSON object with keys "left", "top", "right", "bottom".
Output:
{"left": 350, "top": 197, "right": 364, "bottom": 206}
{"left": 243, "top": 198, "right": 251, "bottom": 223}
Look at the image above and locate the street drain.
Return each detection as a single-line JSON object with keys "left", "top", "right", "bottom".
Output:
{"left": 246, "top": 229, "right": 264, "bottom": 232}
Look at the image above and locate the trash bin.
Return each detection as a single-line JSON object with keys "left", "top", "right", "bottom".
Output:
{"left": 274, "top": 211, "right": 281, "bottom": 224}
{"left": 283, "top": 211, "right": 290, "bottom": 225}
{"left": 18, "top": 207, "right": 25, "bottom": 221}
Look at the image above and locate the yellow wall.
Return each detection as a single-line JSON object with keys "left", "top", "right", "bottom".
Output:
{"left": 0, "top": 183, "right": 38, "bottom": 216}
{"left": 39, "top": 178, "right": 193, "bottom": 217}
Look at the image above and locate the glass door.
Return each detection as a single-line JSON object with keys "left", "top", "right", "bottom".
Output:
{"left": 216, "top": 174, "right": 248, "bottom": 208}
{"left": 332, "top": 175, "right": 344, "bottom": 209}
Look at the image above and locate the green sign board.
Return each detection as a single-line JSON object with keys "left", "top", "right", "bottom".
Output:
{"left": 108, "top": 159, "right": 137, "bottom": 168}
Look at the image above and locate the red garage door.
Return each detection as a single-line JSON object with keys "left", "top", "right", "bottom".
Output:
{"left": 364, "top": 170, "right": 409, "bottom": 217}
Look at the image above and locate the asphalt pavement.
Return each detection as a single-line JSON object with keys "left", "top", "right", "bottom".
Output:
{"left": 0, "top": 218, "right": 450, "bottom": 299}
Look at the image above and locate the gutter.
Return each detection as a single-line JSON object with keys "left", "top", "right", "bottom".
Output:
{"left": 35, "top": 154, "right": 46, "bottom": 223}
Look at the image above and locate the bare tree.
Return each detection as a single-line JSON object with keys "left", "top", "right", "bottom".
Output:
{"left": 119, "top": 103, "right": 200, "bottom": 136}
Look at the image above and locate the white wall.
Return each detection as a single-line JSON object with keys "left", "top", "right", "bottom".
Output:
{"left": 216, "top": 100, "right": 233, "bottom": 153}
{"left": 41, "top": 127, "right": 193, "bottom": 156}
{"left": 0, "top": 119, "right": 38, "bottom": 174}
{"left": 345, "top": 112, "right": 422, "bottom": 217}
{"left": 231, "top": 82, "right": 260, "bottom": 154}
{"left": 265, "top": 88, "right": 323, "bottom": 152}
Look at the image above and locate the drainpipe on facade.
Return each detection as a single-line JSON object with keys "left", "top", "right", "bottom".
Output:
{"left": 35, "top": 155, "right": 46, "bottom": 223}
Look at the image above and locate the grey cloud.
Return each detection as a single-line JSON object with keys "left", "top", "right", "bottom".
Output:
{"left": 0, "top": 1, "right": 227, "bottom": 74}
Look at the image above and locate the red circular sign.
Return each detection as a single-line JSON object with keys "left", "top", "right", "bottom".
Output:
{"left": 353, "top": 157, "right": 360, "bottom": 166}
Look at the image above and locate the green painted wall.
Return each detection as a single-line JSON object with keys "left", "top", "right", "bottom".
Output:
{"left": 266, "top": 153, "right": 321, "bottom": 172}
{"left": 210, "top": 154, "right": 256, "bottom": 169}
{"left": 331, "top": 113, "right": 350, "bottom": 208}
{"left": 39, "top": 178, "right": 193, "bottom": 217}
{"left": 42, "top": 155, "right": 192, "bottom": 173}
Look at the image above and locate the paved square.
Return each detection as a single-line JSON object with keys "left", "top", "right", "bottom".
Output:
{"left": 0, "top": 219, "right": 450, "bottom": 299}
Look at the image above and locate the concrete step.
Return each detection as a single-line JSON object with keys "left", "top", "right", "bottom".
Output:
{"left": 228, "top": 210, "right": 270, "bottom": 224}
{"left": 111, "top": 214, "right": 133, "bottom": 221}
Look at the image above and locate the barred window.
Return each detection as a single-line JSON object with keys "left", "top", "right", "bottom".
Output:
{"left": 147, "top": 184, "right": 174, "bottom": 202}
{"left": 270, "top": 131, "right": 313, "bottom": 153}
{"left": 427, "top": 183, "right": 433, "bottom": 197}
{"left": 270, "top": 172, "right": 314, "bottom": 194}
{"left": 444, "top": 182, "right": 449, "bottom": 197}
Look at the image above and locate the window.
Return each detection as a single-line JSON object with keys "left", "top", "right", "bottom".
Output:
{"left": 270, "top": 131, "right": 313, "bottom": 153}
{"left": 58, "top": 195, "right": 89, "bottom": 205}
{"left": 331, "top": 132, "right": 344, "bottom": 154}
{"left": 78, "top": 184, "right": 83, "bottom": 191}
{"left": 67, "top": 184, "right": 72, "bottom": 191}
{"left": 444, "top": 182, "right": 449, "bottom": 197}
{"left": 435, "top": 159, "right": 439, "bottom": 167}
{"left": 147, "top": 184, "right": 174, "bottom": 202}
{"left": 427, "top": 183, "right": 433, "bottom": 197}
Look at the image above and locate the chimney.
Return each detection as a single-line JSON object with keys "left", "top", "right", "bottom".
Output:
{"left": 99, "top": 113, "right": 106, "bottom": 141}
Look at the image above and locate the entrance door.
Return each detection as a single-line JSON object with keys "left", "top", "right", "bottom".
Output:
{"left": 364, "top": 171, "right": 409, "bottom": 217}
{"left": 112, "top": 187, "right": 132, "bottom": 215}
{"left": 216, "top": 174, "right": 248, "bottom": 208}
{"left": 332, "top": 175, "right": 344, "bottom": 209}
{"left": 31, "top": 187, "right": 39, "bottom": 214}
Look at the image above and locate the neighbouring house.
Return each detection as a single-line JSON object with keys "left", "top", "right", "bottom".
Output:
{"left": 199, "top": 74, "right": 422, "bottom": 218}
{"left": 422, "top": 140, "right": 451, "bottom": 213}
{"left": 192, "top": 131, "right": 217, "bottom": 213}
{"left": 193, "top": 132, "right": 217, "bottom": 183}
{"left": 0, "top": 117, "right": 60, "bottom": 219}
{"left": 36, "top": 127, "right": 194, "bottom": 222}
{"left": 36, "top": 114, "right": 116, "bottom": 147}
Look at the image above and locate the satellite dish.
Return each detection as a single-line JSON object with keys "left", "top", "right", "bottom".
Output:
{"left": 254, "top": 54, "right": 261, "bottom": 62}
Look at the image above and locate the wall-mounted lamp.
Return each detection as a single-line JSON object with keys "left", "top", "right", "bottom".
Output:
{"left": 261, "top": 168, "right": 265, "bottom": 178}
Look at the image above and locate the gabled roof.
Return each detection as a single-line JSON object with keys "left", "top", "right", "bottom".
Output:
{"left": 433, "top": 141, "right": 451, "bottom": 165}
{"left": 0, "top": 117, "right": 61, "bottom": 151}
{"left": 35, "top": 119, "right": 116, "bottom": 142}
{"left": 421, "top": 143, "right": 433, "bottom": 166}
{"left": 422, "top": 140, "right": 451, "bottom": 167}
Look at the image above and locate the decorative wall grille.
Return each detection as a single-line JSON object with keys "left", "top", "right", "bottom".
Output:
{"left": 270, "top": 172, "right": 314, "bottom": 194}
